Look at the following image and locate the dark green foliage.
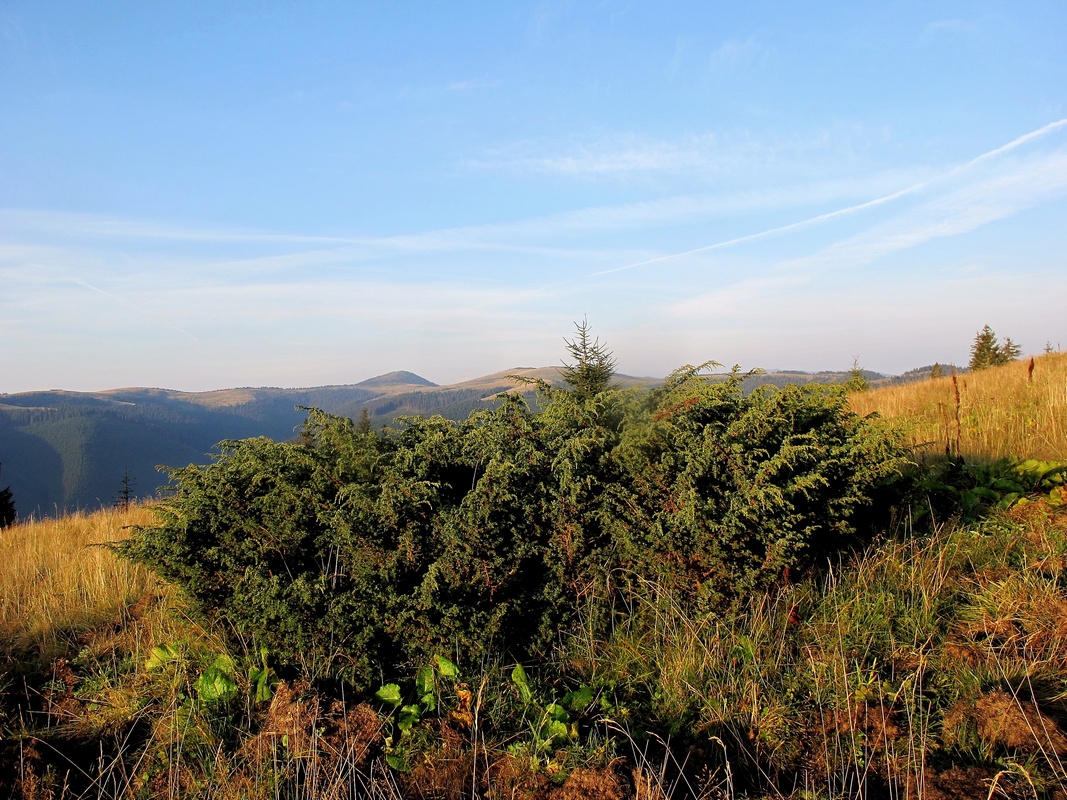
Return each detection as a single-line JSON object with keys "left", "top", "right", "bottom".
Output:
{"left": 122, "top": 355, "right": 908, "bottom": 689}
{"left": 969, "top": 324, "right": 1021, "bottom": 370}
{"left": 608, "top": 367, "right": 907, "bottom": 610}
{"left": 123, "top": 402, "right": 570, "bottom": 687}
{"left": 913, "top": 455, "right": 1067, "bottom": 523}
{"left": 115, "top": 467, "right": 134, "bottom": 511}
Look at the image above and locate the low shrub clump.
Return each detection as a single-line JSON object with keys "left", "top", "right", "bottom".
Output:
{"left": 121, "top": 353, "right": 908, "bottom": 689}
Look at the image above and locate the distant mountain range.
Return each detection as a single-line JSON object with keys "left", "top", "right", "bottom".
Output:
{"left": 0, "top": 364, "right": 951, "bottom": 519}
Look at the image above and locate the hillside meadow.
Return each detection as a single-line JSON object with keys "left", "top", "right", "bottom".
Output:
{"left": 848, "top": 350, "right": 1067, "bottom": 462}
{"left": 1, "top": 353, "right": 1066, "bottom": 799}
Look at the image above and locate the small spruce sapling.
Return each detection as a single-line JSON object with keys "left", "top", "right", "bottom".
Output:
{"left": 559, "top": 318, "right": 618, "bottom": 400}
{"left": 0, "top": 463, "right": 15, "bottom": 528}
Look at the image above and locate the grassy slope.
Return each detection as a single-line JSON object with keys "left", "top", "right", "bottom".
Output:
{"left": 849, "top": 351, "right": 1067, "bottom": 462}
{"left": 2, "top": 359, "right": 1067, "bottom": 798}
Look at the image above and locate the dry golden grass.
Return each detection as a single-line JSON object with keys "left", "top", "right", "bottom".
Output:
{"left": 0, "top": 503, "right": 159, "bottom": 659}
{"left": 850, "top": 351, "right": 1067, "bottom": 461}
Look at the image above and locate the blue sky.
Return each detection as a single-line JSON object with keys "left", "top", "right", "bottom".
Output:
{"left": 2, "top": 1, "right": 1066, "bottom": 392}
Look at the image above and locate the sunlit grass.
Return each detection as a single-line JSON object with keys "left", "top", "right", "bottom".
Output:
{"left": 569, "top": 502, "right": 1067, "bottom": 798}
{"left": 0, "top": 503, "right": 159, "bottom": 661}
{"left": 849, "top": 351, "right": 1067, "bottom": 461}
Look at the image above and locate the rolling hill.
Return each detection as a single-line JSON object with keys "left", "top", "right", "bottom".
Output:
{"left": 0, "top": 364, "right": 937, "bottom": 519}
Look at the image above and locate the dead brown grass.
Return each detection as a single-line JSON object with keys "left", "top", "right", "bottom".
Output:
{"left": 0, "top": 504, "right": 158, "bottom": 661}
{"left": 849, "top": 351, "right": 1067, "bottom": 461}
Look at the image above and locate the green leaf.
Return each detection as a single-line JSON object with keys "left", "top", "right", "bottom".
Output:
{"left": 416, "top": 664, "right": 435, "bottom": 698}
{"left": 731, "top": 636, "right": 756, "bottom": 663}
{"left": 511, "top": 664, "right": 533, "bottom": 705}
{"left": 248, "top": 664, "right": 278, "bottom": 703}
{"left": 397, "top": 704, "right": 421, "bottom": 732}
{"left": 434, "top": 654, "right": 459, "bottom": 679}
{"left": 538, "top": 719, "right": 569, "bottom": 750}
{"left": 562, "top": 685, "right": 594, "bottom": 712}
{"left": 385, "top": 753, "right": 410, "bottom": 772}
{"left": 375, "top": 683, "right": 403, "bottom": 707}
{"left": 1038, "top": 463, "right": 1067, "bottom": 487}
{"left": 145, "top": 644, "right": 181, "bottom": 672}
{"left": 195, "top": 656, "right": 238, "bottom": 704}
{"left": 545, "top": 702, "right": 569, "bottom": 723}
{"left": 997, "top": 492, "right": 1020, "bottom": 509}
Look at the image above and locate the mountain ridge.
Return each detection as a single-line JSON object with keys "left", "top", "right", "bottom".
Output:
{"left": 0, "top": 364, "right": 946, "bottom": 519}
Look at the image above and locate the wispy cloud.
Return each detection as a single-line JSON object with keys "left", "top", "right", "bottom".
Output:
{"left": 709, "top": 34, "right": 764, "bottom": 70}
{"left": 446, "top": 78, "right": 499, "bottom": 92}
{"left": 1, "top": 167, "right": 924, "bottom": 276}
{"left": 774, "top": 148, "right": 1067, "bottom": 274}
{"left": 922, "top": 17, "right": 978, "bottom": 39}
{"left": 463, "top": 124, "right": 874, "bottom": 180}
{"left": 464, "top": 133, "right": 728, "bottom": 176}
{"left": 0, "top": 209, "right": 363, "bottom": 245}
{"left": 592, "top": 118, "right": 1067, "bottom": 277}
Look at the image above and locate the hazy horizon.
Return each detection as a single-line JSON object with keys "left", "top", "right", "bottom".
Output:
{"left": 3, "top": 3, "right": 1066, "bottom": 393}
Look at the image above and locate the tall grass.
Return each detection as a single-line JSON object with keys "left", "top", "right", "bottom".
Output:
{"left": 567, "top": 503, "right": 1067, "bottom": 798}
{"left": 849, "top": 351, "right": 1067, "bottom": 461}
{"left": 0, "top": 504, "right": 159, "bottom": 662}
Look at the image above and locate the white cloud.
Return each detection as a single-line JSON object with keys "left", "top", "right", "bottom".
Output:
{"left": 709, "top": 34, "right": 763, "bottom": 69}
{"left": 775, "top": 147, "right": 1067, "bottom": 275}
{"left": 590, "top": 119, "right": 1067, "bottom": 278}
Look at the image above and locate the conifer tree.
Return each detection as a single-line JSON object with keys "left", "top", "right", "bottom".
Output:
{"left": 845, "top": 357, "right": 869, "bottom": 392}
{"left": 969, "top": 325, "right": 1021, "bottom": 370}
{"left": 356, "top": 407, "right": 373, "bottom": 435}
{"left": 559, "top": 318, "right": 617, "bottom": 399}
{"left": 0, "top": 464, "right": 16, "bottom": 529}
{"left": 969, "top": 325, "right": 1000, "bottom": 370}
{"left": 116, "top": 467, "right": 135, "bottom": 511}
{"left": 1001, "top": 337, "right": 1022, "bottom": 362}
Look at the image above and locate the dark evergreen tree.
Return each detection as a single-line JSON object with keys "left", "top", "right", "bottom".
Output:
{"left": 969, "top": 325, "right": 1000, "bottom": 370}
{"left": 116, "top": 467, "right": 135, "bottom": 511}
{"left": 930, "top": 363, "right": 944, "bottom": 379}
{"left": 1001, "top": 337, "right": 1022, "bottom": 362}
{"left": 0, "top": 464, "right": 16, "bottom": 528}
{"left": 970, "top": 325, "right": 1021, "bottom": 370}
{"left": 120, "top": 330, "right": 908, "bottom": 688}
{"left": 356, "top": 407, "right": 373, "bottom": 435}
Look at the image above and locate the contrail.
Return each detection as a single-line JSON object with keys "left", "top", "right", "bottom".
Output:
{"left": 68, "top": 277, "right": 202, "bottom": 341}
{"left": 68, "top": 277, "right": 123, "bottom": 300}
{"left": 593, "top": 117, "right": 1067, "bottom": 277}
{"left": 965, "top": 118, "right": 1067, "bottom": 167}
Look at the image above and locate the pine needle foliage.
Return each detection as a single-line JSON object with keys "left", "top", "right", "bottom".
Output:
{"left": 559, "top": 318, "right": 618, "bottom": 400}
{"left": 608, "top": 366, "right": 908, "bottom": 611}
{"left": 970, "top": 324, "right": 1022, "bottom": 371}
{"left": 122, "top": 351, "right": 907, "bottom": 690}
